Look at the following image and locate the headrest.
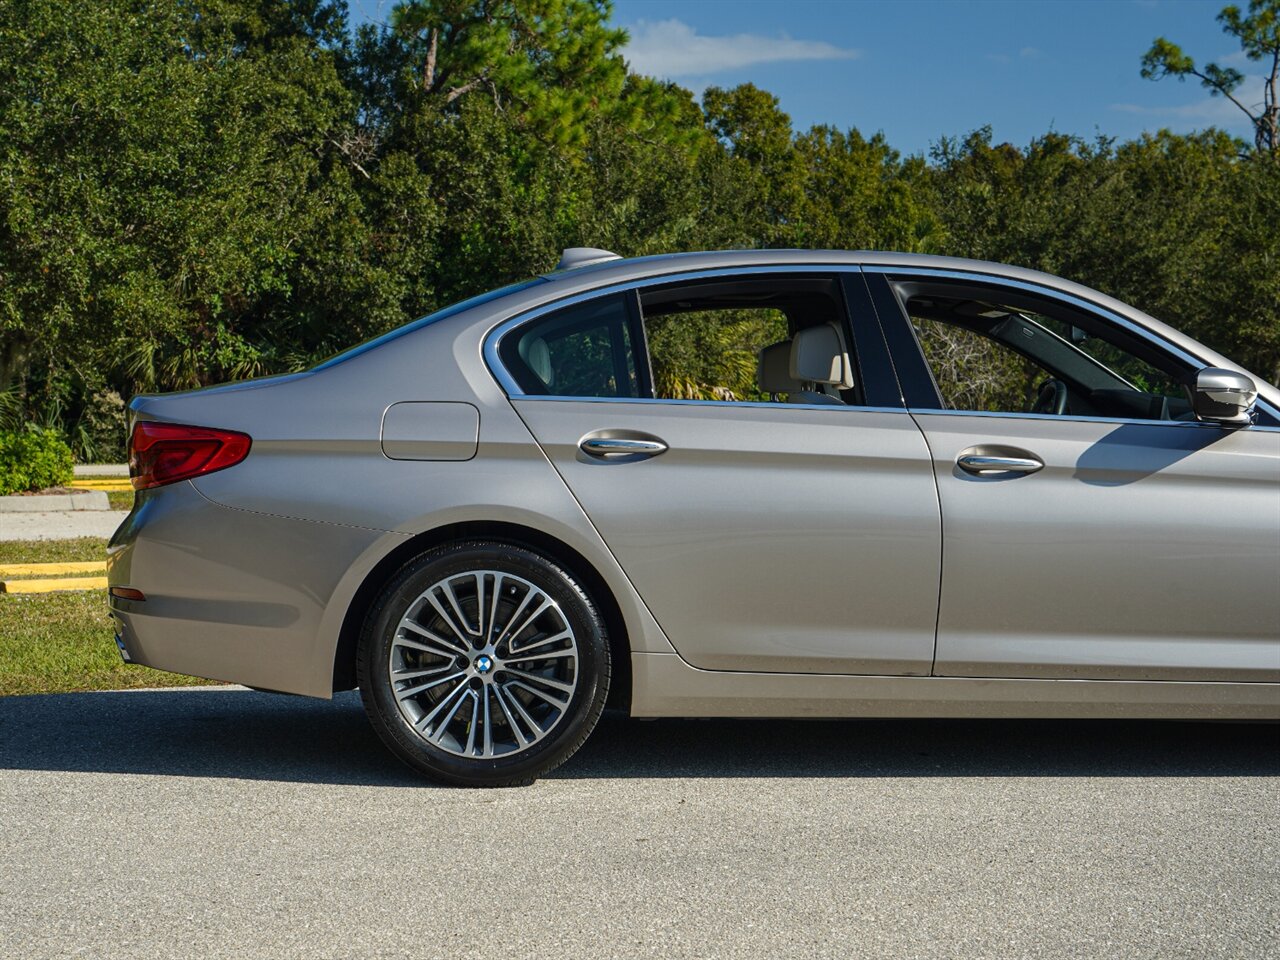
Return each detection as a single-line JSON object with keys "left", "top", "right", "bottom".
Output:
{"left": 790, "top": 323, "right": 855, "bottom": 389}
{"left": 518, "top": 336, "right": 553, "bottom": 386}
{"left": 757, "top": 340, "right": 799, "bottom": 395}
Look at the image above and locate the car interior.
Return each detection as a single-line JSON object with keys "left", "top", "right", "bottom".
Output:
{"left": 897, "top": 280, "right": 1197, "bottom": 421}
{"left": 638, "top": 277, "right": 862, "bottom": 405}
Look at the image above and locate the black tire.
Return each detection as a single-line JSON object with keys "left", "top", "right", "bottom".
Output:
{"left": 357, "top": 541, "right": 610, "bottom": 786}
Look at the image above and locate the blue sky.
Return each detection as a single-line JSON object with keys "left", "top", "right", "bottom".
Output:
{"left": 349, "top": 0, "right": 1262, "bottom": 156}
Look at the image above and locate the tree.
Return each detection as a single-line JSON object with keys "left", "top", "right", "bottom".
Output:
{"left": 1141, "top": 0, "right": 1279, "bottom": 156}
{"left": 701, "top": 84, "right": 802, "bottom": 246}
{"left": 0, "top": 0, "right": 362, "bottom": 454}
{"left": 383, "top": 0, "right": 630, "bottom": 150}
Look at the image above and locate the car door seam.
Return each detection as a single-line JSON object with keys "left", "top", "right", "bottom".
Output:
{"left": 907, "top": 411, "right": 946, "bottom": 679}
{"left": 503, "top": 397, "right": 694, "bottom": 668}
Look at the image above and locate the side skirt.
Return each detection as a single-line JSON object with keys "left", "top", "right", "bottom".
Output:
{"left": 629, "top": 652, "right": 1280, "bottom": 720}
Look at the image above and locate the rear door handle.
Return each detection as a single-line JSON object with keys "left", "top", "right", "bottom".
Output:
{"left": 956, "top": 453, "right": 1044, "bottom": 476}
{"left": 579, "top": 436, "right": 668, "bottom": 461}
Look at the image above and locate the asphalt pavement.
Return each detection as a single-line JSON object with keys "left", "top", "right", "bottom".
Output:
{"left": 0, "top": 686, "right": 1276, "bottom": 959}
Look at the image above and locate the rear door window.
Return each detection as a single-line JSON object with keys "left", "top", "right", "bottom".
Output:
{"left": 498, "top": 294, "right": 641, "bottom": 398}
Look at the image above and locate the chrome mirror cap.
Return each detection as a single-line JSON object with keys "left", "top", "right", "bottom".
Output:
{"left": 1192, "top": 367, "right": 1257, "bottom": 427}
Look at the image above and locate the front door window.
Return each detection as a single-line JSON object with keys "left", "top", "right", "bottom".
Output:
{"left": 900, "top": 281, "right": 1194, "bottom": 421}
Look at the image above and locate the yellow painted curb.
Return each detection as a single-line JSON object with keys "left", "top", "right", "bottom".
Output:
{"left": 70, "top": 479, "right": 132, "bottom": 491}
{"left": 0, "top": 561, "right": 106, "bottom": 576}
{"left": 0, "top": 576, "right": 108, "bottom": 595}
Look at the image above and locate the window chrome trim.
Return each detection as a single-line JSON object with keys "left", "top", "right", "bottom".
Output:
{"left": 483, "top": 264, "right": 866, "bottom": 402}
{"left": 507, "top": 394, "right": 912, "bottom": 415}
{"left": 907, "top": 407, "right": 1280, "bottom": 432}
{"left": 862, "top": 265, "right": 1280, "bottom": 426}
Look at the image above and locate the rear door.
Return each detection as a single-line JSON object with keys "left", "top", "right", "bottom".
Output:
{"left": 867, "top": 268, "right": 1280, "bottom": 682}
{"left": 498, "top": 268, "right": 943, "bottom": 676}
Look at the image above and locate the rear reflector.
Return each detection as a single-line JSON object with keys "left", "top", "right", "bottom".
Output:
{"left": 129, "top": 422, "right": 252, "bottom": 490}
{"left": 110, "top": 587, "right": 146, "bottom": 601}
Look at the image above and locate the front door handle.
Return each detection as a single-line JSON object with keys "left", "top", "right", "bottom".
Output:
{"left": 579, "top": 436, "right": 668, "bottom": 461}
{"left": 956, "top": 453, "right": 1044, "bottom": 476}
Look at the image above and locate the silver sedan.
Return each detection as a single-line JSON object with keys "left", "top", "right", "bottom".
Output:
{"left": 108, "top": 249, "right": 1280, "bottom": 785}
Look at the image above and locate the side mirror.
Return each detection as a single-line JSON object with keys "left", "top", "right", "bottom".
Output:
{"left": 1192, "top": 368, "right": 1257, "bottom": 427}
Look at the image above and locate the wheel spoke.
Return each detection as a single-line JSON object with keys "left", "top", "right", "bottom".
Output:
{"left": 426, "top": 688, "right": 472, "bottom": 745}
{"left": 396, "top": 670, "right": 466, "bottom": 702}
{"left": 398, "top": 622, "right": 468, "bottom": 658}
{"left": 484, "top": 574, "right": 504, "bottom": 646}
{"left": 502, "top": 598, "right": 554, "bottom": 648}
{"left": 508, "top": 629, "right": 573, "bottom": 656}
{"left": 463, "top": 691, "right": 480, "bottom": 756}
{"left": 473, "top": 573, "right": 487, "bottom": 641}
{"left": 481, "top": 687, "right": 494, "bottom": 757}
{"left": 491, "top": 585, "right": 537, "bottom": 648}
{"left": 505, "top": 667, "right": 575, "bottom": 695}
{"left": 506, "top": 647, "right": 576, "bottom": 666}
{"left": 426, "top": 587, "right": 475, "bottom": 649}
{"left": 442, "top": 578, "right": 481, "bottom": 638}
{"left": 501, "top": 682, "right": 548, "bottom": 736}
{"left": 507, "top": 678, "right": 570, "bottom": 713}
{"left": 490, "top": 682, "right": 530, "bottom": 747}
{"left": 415, "top": 678, "right": 470, "bottom": 733}
{"left": 391, "top": 663, "right": 455, "bottom": 681}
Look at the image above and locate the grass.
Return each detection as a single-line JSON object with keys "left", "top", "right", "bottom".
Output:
{"left": 0, "top": 537, "right": 217, "bottom": 696}
{"left": 108, "top": 490, "right": 134, "bottom": 511}
{"left": 0, "top": 537, "right": 106, "bottom": 565}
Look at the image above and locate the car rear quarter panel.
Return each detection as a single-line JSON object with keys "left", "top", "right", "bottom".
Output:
{"left": 121, "top": 305, "right": 678, "bottom": 697}
{"left": 109, "top": 481, "right": 396, "bottom": 696}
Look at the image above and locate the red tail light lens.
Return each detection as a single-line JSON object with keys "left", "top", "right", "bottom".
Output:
{"left": 129, "top": 422, "right": 252, "bottom": 490}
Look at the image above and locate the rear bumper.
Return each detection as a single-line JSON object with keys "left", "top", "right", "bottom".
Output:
{"left": 107, "top": 482, "right": 386, "bottom": 697}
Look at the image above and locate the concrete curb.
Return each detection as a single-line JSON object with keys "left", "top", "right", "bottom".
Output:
{"left": 0, "top": 490, "right": 110, "bottom": 512}
{"left": 0, "top": 509, "right": 129, "bottom": 541}
{"left": 73, "top": 464, "right": 129, "bottom": 477}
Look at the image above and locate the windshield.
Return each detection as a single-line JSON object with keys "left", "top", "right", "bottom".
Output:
{"left": 312, "top": 278, "right": 547, "bottom": 371}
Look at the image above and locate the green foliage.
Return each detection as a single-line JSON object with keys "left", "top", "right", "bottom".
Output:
{"left": 0, "top": 0, "right": 1277, "bottom": 445}
{"left": 0, "top": 427, "right": 75, "bottom": 495}
{"left": 927, "top": 127, "right": 1280, "bottom": 382}
{"left": 386, "top": 0, "right": 628, "bottom": 149}
{"left": 649, "top": 310, "right": 787, "bottom": 401}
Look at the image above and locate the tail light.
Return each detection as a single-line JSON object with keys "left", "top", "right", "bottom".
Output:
{"left": 129, "top": 422, "right": 252, "bottom": 490}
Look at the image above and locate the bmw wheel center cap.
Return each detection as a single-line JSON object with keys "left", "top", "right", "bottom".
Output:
{"left": 475, "top": 655, "right": 494, "bottom": 674}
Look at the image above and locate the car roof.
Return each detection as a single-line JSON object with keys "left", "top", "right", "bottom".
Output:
{"left": 541, "top": 249, "right": 1114, "bottom": 310}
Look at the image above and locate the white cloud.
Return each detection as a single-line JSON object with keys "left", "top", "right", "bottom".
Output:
{"left": 987, "top": 47, "right": 1042, "bottom": 65}
{"left": 1111, "top": 74, "right": 1267, "bottom": 128}
{"left": 622, "top": 19, "right": 859, "bottom": 79}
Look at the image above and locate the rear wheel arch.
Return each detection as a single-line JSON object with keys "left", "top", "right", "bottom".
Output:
{"left": 331, "top": 521, "right": 632, "bottom": 711}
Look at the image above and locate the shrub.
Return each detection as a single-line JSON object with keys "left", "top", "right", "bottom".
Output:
{"left": 0, "top": 427, "right": 75, "bottom": 495}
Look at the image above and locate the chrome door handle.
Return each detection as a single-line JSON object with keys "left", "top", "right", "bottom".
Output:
{"left": 957, "top": 454, "right": 1043, "bottom": 475}
{"left": 579, "top": 436, "right": 668, "bottom": 460}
